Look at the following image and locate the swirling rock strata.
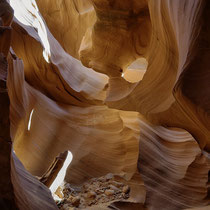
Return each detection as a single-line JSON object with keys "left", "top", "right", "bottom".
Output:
{"left": 0, "top": 0, "right": 209, "bottom": 210}
{"left": 138, "top": 119, "right": 210, "bottom": 209}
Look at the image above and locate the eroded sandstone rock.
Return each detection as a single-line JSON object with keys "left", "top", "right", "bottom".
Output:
{"left": 0, "top": 0, "right": 209, "bottom": 210}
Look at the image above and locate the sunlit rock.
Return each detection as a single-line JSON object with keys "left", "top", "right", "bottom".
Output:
{"left": 0, "top": 0, "right": 209, "bottom": 209}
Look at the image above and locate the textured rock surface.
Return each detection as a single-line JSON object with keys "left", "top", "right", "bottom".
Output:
{"left": 0, "top": 0, "right": 209, "bottom": 209}
{"left": 57, "top": 174, "right": 131, "bottom": 209}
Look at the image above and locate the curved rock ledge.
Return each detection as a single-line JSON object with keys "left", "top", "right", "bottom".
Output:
{"left": 0, "top": 0, "right": 209, "bottom": 209}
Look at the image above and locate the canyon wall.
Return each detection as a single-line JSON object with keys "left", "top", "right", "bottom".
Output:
{"left": 0, "top": 0, "right": 209, "bottom": 209}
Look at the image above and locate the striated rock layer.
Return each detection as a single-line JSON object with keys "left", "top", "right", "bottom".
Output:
{"left": 0, "top": 0, "right": 209, "bottom": 209}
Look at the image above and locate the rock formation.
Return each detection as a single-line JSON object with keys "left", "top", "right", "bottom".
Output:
{"left": 0, "top": 0, "right": 209, "bottom": 209}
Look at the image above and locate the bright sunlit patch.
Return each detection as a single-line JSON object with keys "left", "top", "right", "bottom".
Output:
{"left": 123, "top": 57, "right": 148, "bottom": 83}
{"left": 27, "top": 109, "right": 34, "bottom": 131}
{"left": 10, "top": 0, "right": 51, "bottom": 63}
{"left": 49, "top": 151, "right": 73, "bottom": 194}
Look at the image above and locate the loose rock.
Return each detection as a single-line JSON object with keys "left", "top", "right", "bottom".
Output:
{"left": 109, "top": 180, "right": 124, "bottom": 187}
{"left": 55, "top": 187, "right": 64, "bottom": 199}
{"left": 71, "top": 196, "right": 80, "bottom": 207}
{"left": 105, "top": 173, "right": 113, "bottom": 181}
{"left": 57, "top": 173, "right": 130, "bottom": 209}
{"left": 109, "top": 184, "right": 120, "bottom": 192}
{"left": 98, "top": 177, "right": 106, "bottom": 183}
{"left": 105, "top": 189, "right": 115, "bottom": 196}
{"left": 122, "top": 185, "right": 130, "bottom": 194}
{"left": 86, "top": 191, "right": 97, "bottom": 199}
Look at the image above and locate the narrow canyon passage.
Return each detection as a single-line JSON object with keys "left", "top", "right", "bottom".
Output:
{"left": 0, "top": 0, "right": 209, "bottom": 209}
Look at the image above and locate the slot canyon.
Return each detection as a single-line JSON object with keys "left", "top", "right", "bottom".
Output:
{"left": 0, "top": 0, "right": 209, "bottom": 209}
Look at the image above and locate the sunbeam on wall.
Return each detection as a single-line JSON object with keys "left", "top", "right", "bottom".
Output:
{"left": 122, "top": 57, "right": 148, "bottom": 83}
{"left": 27, "top": 108, "right": 34, "bottom": 131}
{"left": 10, "top": 0, "right": 51, "bottom": 63}
{"left": 49, "top": 151, "right": 73, "bottom": 195}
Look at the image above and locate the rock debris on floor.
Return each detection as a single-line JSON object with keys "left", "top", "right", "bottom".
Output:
{"left": 55, "top": 173, "right": 130, "bottom": 209}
